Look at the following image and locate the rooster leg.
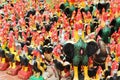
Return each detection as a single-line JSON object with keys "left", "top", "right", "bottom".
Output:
{"left": 105, "top": 62, "right": 108, "bottom": 70}
{"left": 22, "top": 66, "right": 24, "bottom": 71}
{"left": 16, "top": 56, "right": 20, "bottom": 62}
{"left": 24, "top": 66, "right": 28, "bottom": 72}
{"left": 114, "top": 52, "right": 118, "bottom": 62}
{"left": 0, "top": 57, "right": 1, "bottom": 62}
{"left": 115, "top": 56, "right": 119, "bottom": 62}
{"left": 12, "top": 62, "right": 16, "bottom": 69}
{"left": 96, "top": 74, "right": 100, "bottom": 80}
{"left": 1, "top": 58, "right": 5, "bottom": 63}
{"left": 73, "top": 66, "right": 78, "bottom": 80}
{"left": 84, "top": 66, "right": 90, "bottom": 80}
{"left": 9, "top": 62, "right": 12, "bottom": 68}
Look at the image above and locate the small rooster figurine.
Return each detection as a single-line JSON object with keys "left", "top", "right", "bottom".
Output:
{"left": 6, "top": 32, "right": 22, "bottom": 75}
{"left": 29, "top": 50, "right": 46, "bottom": 80}
{"left": 111, "top": 60, "right": 119, "bottom": 77}
{"left": 0, "top": 48, "right": 9, "bottom": 71}
{"left": 18, "top": 45, "right": 33, "bottom": 79}
{"left": 96, "top": 66, "right": 103, "bottom": 80}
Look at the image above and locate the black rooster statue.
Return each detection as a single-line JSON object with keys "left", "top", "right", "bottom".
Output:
{"left": 18, "top": 45, "right": 33, "bottom": 80}
{"left": 0, "top": 48, "right": 9, "bottom": 71}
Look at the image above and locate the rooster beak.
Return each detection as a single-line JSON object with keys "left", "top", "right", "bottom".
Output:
{"left": 73, "top": 66, "right": 79, "bottom": 80}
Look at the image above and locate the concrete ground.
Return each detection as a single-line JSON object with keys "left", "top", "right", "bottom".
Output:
{"left": 0, "top": 70, "right": 22, "bottom": 80}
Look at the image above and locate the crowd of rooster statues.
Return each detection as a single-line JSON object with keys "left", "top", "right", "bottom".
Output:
{"left": 0, "top": 0, "right": 120, "bottom": 80}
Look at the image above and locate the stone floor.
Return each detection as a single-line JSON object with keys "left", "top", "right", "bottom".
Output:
{"left": 0, "top": 70, "right": 22, "bottom": 80}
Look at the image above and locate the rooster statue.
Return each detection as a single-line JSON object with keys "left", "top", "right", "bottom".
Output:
{"left": 63, "top": 38, "right": 89, "bottom": 80}
{"left": 97, "top": 17, "right": 120, "bottom": 44}
{"left": 73, "top": 38, "right": 89, "bottom": 80}
{"left": 6, "top": 31, "right": 21, "bottom": 75}
{"left": 110, "top": 17, "right": 120, "bottom": 32}
{"left": 6, "top": 51, "right": 21, "bottom": 75}
{"left": 18, "top": 45, "right": 33, "bottom": 80}
{"left": 29, "top": 50, "right": 46, "bottom": 80}
{"left": 0, "top": 48, "right": 9, "bottom": 71}
{"left": 0, "top": 33, "right": 9, "bottom": 71}
{"left": 63, "top": 36, "right": 109, "bottom": 80}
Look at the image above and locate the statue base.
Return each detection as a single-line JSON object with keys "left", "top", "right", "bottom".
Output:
{"left": 18, "top": 66, "right": 32, "bottom": 79}
{"left": 0, "top": 62, "right": 9, "bottom": 71}
{"left": 7, "top": 65, "right": 21, "bottom": 76}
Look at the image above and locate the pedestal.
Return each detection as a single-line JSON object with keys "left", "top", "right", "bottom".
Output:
{"left": 18, "top": 66, "right": 33, "bottom": 79}
{"left": 7, "top": 65, "right": 21, "bottom": 76}
{"left": 0, "top": 62, "right": 9, "bottom": 71}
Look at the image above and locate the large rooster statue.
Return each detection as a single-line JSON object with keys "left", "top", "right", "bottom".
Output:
{"left": 63, "top": 37, "right": 109, "bottom": 80}
{"left": 63, "top": 38, "right": 88, "bottom": 80}
{"left": 29, "top": 50, "right": 46, "bottom": 80}
{"left": 73, "top": 38, "right": 89, "bottom": 80}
